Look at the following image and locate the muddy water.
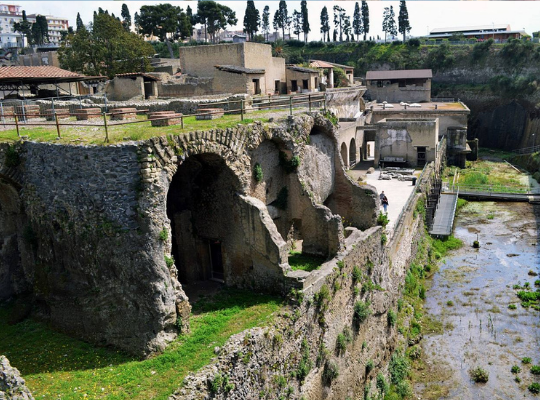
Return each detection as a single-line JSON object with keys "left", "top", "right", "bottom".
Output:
{"left": 419, "top": 202, "right": 540, "bottom": 399}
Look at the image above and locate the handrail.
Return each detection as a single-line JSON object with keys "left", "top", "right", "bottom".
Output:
{"left": 513, "top": 144, "right": 540, "bottom": 155}
{"left": 448, "top": 183, "right": 540, "bottom": 195}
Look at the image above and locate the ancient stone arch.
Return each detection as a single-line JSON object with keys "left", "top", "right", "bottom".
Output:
{"left": 349, "top": 138, "right": 357, "bottom": 166}
{"left": 340, "top": 142, "right": 349, "bottom": 169}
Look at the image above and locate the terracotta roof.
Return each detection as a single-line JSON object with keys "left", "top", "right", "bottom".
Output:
{"left": 366, "top": 69, "right": 433, "bottom": 80}
{"left": 215, "top": 65, "right": 265, "bottom": 74}
{"left": 0, "top": 66, "right": 82, "bottom": 79}
{"left": 287, "top": 65, "right": 320, "bottom": 74}
{"left": 310, "top": 60, "right": 334, "bottom": 69}
{"left": 327, "top": 62, "right": 354, "bottom": 71}
{"left": 115, "top": 72, "right": 161, "bottom": 81}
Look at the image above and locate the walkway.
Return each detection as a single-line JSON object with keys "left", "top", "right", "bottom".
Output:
{"left": 429, "top": 193, "right": 459, "bottom": 237}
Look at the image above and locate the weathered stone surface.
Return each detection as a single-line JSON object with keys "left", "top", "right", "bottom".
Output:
{"left": 0, "top": 356, "right": 34, "bottom": 400}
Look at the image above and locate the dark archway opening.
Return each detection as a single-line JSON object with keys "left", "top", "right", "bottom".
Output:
{"left": 166, "top": 154, "right": 243, "bottom": 288}
{"left": 349, "top": 138, "right": 357, "bottom": 167}
{"left": 340, "top": 142, "right": 348, "bottom": 169}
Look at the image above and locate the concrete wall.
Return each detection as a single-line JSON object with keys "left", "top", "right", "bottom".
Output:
{"left": 105, "top": 77, "right": 144, "bottom": 101}
{"left": 285, "top": 70, "right": 319, "bottom": 93}
{"left": 269, "top": 58, "right": 287, "bottom": 94}
{"left": 366, "top": 79, "right": 431, "bottom": 103}
{"left": 179, "top": 43, "right": 245, "bottom": 77}
{"left": 375, "top": 118, "right": 439, "bottom": 167}
{"left": 370, "top": 107, "right": 469, "bottom": 139}
{"left": 212, "top": 70, "right": 255, "bottom": 95}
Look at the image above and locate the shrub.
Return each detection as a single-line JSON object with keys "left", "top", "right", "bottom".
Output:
{"left": 387, "top": 310, "right": 397, "bottom": 327}
{"left": 314, "top": 284, "right": 330, "bottom": 307}
{"left": 353, "top": 301, "right": 371, "bottom": 325}
{"left": 279, "top": 151, "right": 301, "bottom": 173}
{"left": 396, "top": 380, "right": 413, "bottom": 398}
{"left": 522, "top": 357, "right": 532, "bottom": 364}
{"left": 511, "top": 365, "right": 521, "bottom": 374}
{"left": 5, "top": 145, "right": 20, "bottom": 168}
{"left": 253, "top": 163, "right": 263, "bottom": 182}
{"left": 508, "top": 304, "right": 517, "bottom": 310}
{"left": 366, "top": 359, "right": 374, "bottom": 375}
{"left": 352, "top": 266, "right": 362, "bottom": 283}
{"left": 389, "top": 352, "right": 409, "bottom": 384}
{"left": 376, "top": 373, "right": 389, "bottom": 395}
{"left": 296, "top": 339, "right": 312, "bottom": 381}
{"left": 164, "top": 255, "right": 174, "bottom": 268}
{"left": 381, "top": 233, "right": 387, "bottom": 245}
{"left": 470, "top": 367, "right": 489, "bottom": 383}
{"left": 158, "top": 228, "right": 168, "bottom": 242}
{"left": 377, "top": 212, "right": 389, "bottom": 227}
{"left": 531, "top": 365, "right": 540, "bottom": 375}
{"left": 322, "top": 360, "right": 339, "bottom": 385}
{"left": 529, "top": 383, "right": 540, "bottom": 394}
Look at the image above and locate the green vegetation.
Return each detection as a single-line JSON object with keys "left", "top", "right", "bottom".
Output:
{"left": 288, "top": 251, "right": 325, "bottom": 272}
{"left": 279, "top": 151, "right": 301, "bottom": 174}
{"left": 295, "top": 339, "right": 312, "bottom": 381}
{"left": 253, "top": 163, "right": 264, "bottom": 182}
{"left": 469, "top": 366, "right": 489, "bottom": 383}
{"left": 530, "top": 365, "right": 540, "bottom": 375}
{"left": 322, "top": 360, "right": 339, "bottom": 385}
{"left": 529, "top": 383, "right": 540, "bottom": 394}
{"left": 274, "top": 187, "right": 289, "bottom": 210}
{"left": 158, "top": 228, "right": 168, "bottom": 242}
{"left": 366, "top": 359, "right": 374, "bottom": 375}
{"left": 511, "top": 365, "right": 521, "bottom": 374}
{"left": 430, "top": 236, "right": 463, "bottom": 260}
{"left": 387, "top": 310, "right": 397, "bottom": 327}
{"left": 377, "top": 212, "right": 390, "bottom": 227}
{"left": 0, "top": 289, "right": 282, "bottom": 399}
{"left": 522, "top": 357, "right": 532, "bottom": 364}
{"left": 4, "top": 144, "right": 20, "bottom": 167}
{"left": 353, "top": 300, "right": 371, "bottom": 326}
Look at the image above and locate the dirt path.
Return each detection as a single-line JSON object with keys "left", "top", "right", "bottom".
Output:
{"left": 415, "top": 202, "right": 540, "bottom": 399}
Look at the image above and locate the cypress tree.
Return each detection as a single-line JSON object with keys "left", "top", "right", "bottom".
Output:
{"left": 353, "top": 2, "right": 362, "bottom": 41}
{"left": 361, "top": 0, "right": 369, "bottom": 41}
{"left": 300, "top": 0, "right": 310, "bottom": 42}
{"left": 398, "top": 0, "right": 411, "bottom": 43}
{"left": 320, "top": 6, "right": 330, "bottom": 43}
{"left": 243, "top": 0, "right": 260, "bottom": 40}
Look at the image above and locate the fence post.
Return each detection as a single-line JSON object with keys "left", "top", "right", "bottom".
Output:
{"left": 323, "top": 96, "right": 327, "bottom": 113}
{"left": 51, "top": 98, "right": 55, "bottom": 112}
{"left": 289, "top": 95, "right": 293, "bottom": 116}
{"left": 14, "top": 115, "right": 20, "bottom": 138}
{"left": 180, "top": 115, "right": 184, "bottom": 129}
{"left": 54, "top": 112, "right": 61, "bottom": 139}
{"left": 20, "top": 100, "right": 26, "bottom": 122}
{"left": 308, "top": 94, "right": 311, "bottom": 113}
{"left": 103, "top": 112, "right": 109, "bottom": 143}
{"left": 240, "top": 99, "right": 244, "bottom": 121}
{"left": 1, "top": 103, "right": 4, "bottom": 128}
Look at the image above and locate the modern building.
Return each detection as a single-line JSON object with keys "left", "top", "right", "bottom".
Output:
{"left": 365, "top": 69, "right": 432, "bottom": 103}
{"left": 424, "top": 24, "right": 528, "bottom": 41}
{"left": 0, "top": 4, "right": 68, "bottom": 49}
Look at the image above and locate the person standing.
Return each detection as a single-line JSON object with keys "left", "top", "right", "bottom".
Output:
{"left": 381, "top": 192, "right": 389, "bottom": 214}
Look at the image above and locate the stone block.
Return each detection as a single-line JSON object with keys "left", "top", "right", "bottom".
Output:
{"left": 110, "top": 108, "right": 138, "bottom": 121}
{"left": 74, "top": 108, "right": 102, "bottom": 121}
{"left": 45, "top": 109, "right": 70, "bottom": 121}
{"left": 148, "top": 111, "right": 183, "bottom": 127}
{"left": 196, "top": 108, "right": 224, "bottom": 120}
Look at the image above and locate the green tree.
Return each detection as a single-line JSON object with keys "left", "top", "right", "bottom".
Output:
{"left": 186, "top": 6, "right": 195, "bottom": 27}
{"left": 320, "top": 6, "right": 330, "bottom": 42}
{"left": 398, "top": 0, "right": 411, "bottom": 43}
{"left": 274, "top": 0, "right": 288, "bottom": 40}
{"left": 300, "top": 0, "right": 310, "bottom": 42}
{"left": 333, "top": 5, "right": 346, "bottom": 42}
{"left": 12, "top": 10, "right": 32, "bottom": 46}
{"left": 243, "top": 0, "right": 260, "bottom": 41}
{"left": 196, "top": 1, "right": 237, "bottom": 43}
{"left": 343, "top": 15, "right": 352, "bottom": 42}
{"left": 262, "top": 5, "right": 270, "bottom": 41}
{"left": 292, "top": 10, "right": 302, "bottom": 40}
{"left": 353, "top": 2, "right": 362, "bottom": 41}
{"left": 382, "top": 6, "right": 397, "bottom": 43}
{"left": 32, "top": 15, "right": 49, "bottom": 45}
{"left": 137, "top": 4, "right": 180, "bottom": 57}
{"left": 76, "top": 12, "right": 84, "bottom": 32}
{"left": 121, "top": 4, "right": 131, "bottom": 31}
{"left": 361, "top": 0, "right": 370, "bottom": 41}
{"left": 58, "top": 12, "right": 154, "bottom": 78}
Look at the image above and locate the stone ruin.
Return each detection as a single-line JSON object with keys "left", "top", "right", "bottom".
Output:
{"left": 0, "top": 112, "right": 379, "bottom": 356}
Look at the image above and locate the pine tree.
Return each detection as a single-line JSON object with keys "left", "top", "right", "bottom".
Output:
{"left": 398, "top": 0, "right": 411, "bottom": 43}
{"left": 262, "top": 5, "right": 270, "bottom": 41}
{"left": 121, "top": 4, "right": 131, "bottom": 31}
{"left": 292, "top": 10, "right": 302, "bottom": 40}
{"left": 76, "top": 12, "right": 84, "bottom": 32}
{"left": 361, "top": 0, "right": 369, "bottom": 41}
{"left": 382, "top": 6, "right": 397, "bottom": 43}
{"left": 273, "top": 0, "right": 288, "bottom": 40}
{"left": 333, "top": 5, "right": 346, "bottom": 42}
{"left": 243, "top": 1, "right": 260, "bottom": 40}
{"left": 320, "top": 6, "right": 330, "bottom": 43}
{"left": 300, "top": 0, "right": 310, "bottom": 43}
{"left": 344, "top": 15, "right": 351, "bottom": 42}
{"left": 353, "top": 2, "right": 362, "bottom": 41}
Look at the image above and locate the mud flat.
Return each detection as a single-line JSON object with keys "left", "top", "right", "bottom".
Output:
{"left": 416, "top": 202, "right": 540, "bottom": 399}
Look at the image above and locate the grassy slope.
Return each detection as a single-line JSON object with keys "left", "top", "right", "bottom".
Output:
{"left": 0, "top": 289, "right": 282, "bottom": 400}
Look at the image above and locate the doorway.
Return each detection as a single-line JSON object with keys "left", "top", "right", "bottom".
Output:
{"left": 417, "top": 146, "right": 427, "bottom": 166}
{"left": 252, "top": 79, "right": 261, "bottom": 95}
{"left": 209, "top": 240, "right": 224, "bottom": 282}
{"left": 274, "top": 80, "right": 280, "bottom": 94}
{"left": 291, "top": 80, "right": 298, "bottom": 92}
{"left": 302, "top": 79, "right": 309, "bottom": 90}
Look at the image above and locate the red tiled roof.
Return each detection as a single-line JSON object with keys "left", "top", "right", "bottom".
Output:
{"left": 0, "top": 66, "right": 83, "bottom": 79}
{"left": 310, "top": 60, "right": 335, "bottom": 69}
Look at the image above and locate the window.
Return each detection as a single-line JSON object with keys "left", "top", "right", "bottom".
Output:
{"left": 377, "top": 81, "right": 383, "bottom": 88}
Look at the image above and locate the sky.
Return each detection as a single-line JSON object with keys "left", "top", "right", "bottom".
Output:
{"left": 19, "top": 1, "right": 540, "bottom": 41}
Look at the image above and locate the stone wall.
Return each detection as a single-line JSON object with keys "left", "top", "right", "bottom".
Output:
{"left": 172, "top": 190, "right": 427, "bottom": 400}
{"left": 0, "top": 355, "right": 34, "bottom": 400}
{"left": 0, "top": 112, "right": 379, "bottom": 357}
{"left": 105, "top": 77, "right": 144, "bottom": 101}
{"left": 365, "top": 80, "right": 431, "bottom": 103}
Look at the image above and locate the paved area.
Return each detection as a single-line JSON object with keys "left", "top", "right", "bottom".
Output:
{"left": 348, "top": 161, "right": 419, "bottom": 232}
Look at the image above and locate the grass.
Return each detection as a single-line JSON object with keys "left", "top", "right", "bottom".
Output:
{"left": 288, "top": 251, "right": 325, "bottom": 272}
{"left": 0, "top": 109, "right": 287, "bottom": 145}
{"left": 0, "top": 288, "right": 282, "bottom": 400}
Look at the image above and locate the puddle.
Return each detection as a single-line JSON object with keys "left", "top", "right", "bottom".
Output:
{"left": 417, "top": 202, "right": 540, "bottom": 399}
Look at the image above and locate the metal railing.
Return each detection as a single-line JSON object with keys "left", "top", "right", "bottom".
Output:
{"left": 0, "top": 92, "right": 328, "bottom": 143}
{"left": 446, "top": 183, "right": 540, "bottom": 195}
{"left": 513, "top": 144, "right": 540, "bottom": 155}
